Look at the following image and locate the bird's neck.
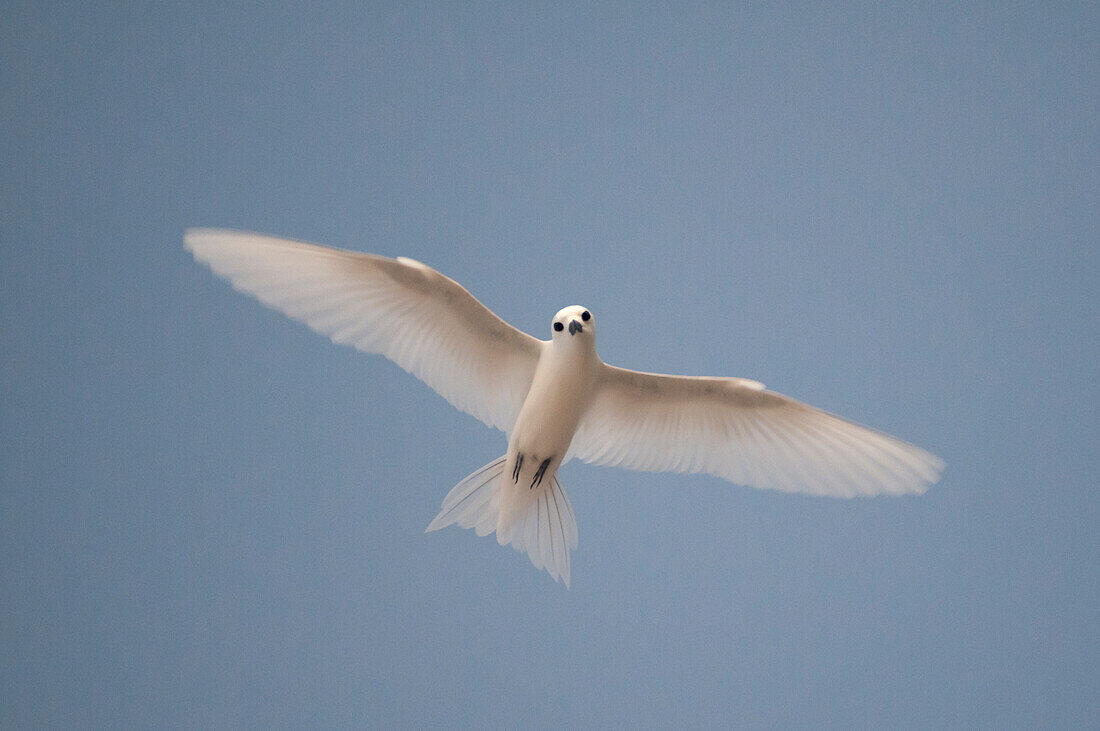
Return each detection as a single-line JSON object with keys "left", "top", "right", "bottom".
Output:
{"left": 548, "top": 338, "right": 598, "bottom": 367}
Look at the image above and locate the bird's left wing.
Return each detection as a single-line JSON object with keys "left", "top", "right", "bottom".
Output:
{"left": 569, "top": 363, "right": 943, "bottom": 497}
{"left": 186, "top": 229, "right": 542, "bottom": 433}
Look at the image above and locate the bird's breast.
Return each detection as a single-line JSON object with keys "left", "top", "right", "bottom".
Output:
{"left": 509, "top": 350, "right": 596, "bottom": 458}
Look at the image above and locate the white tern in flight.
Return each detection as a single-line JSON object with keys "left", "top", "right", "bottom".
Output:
{"left": 186, "top": 229, "right": 944, "bottom": 587}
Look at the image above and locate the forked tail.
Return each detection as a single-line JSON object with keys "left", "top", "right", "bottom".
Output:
{"left": 426, "top": 456, "right": 579, "bottom": 587}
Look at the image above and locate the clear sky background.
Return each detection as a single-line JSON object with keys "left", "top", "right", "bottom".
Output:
{"left": 2, "top": 3, "right": 1097, "bottom": 727}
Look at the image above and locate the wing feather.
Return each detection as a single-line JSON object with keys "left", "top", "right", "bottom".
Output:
{"left": 186, "top": 229, "right": 542, "bottom": 433}
{"left": 570, "top": 364, "right": 943, "bottom": 497}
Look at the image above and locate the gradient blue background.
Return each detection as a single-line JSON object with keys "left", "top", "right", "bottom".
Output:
{"left": 3, "top": 3, "right": 1097, "bottom": 727}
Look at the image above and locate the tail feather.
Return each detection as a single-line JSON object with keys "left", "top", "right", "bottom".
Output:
{"left": 425, "top": 457, "right": 504, "bottom": 532}
{"left": 427, "top": 457, "right": 578, "bottom": 588}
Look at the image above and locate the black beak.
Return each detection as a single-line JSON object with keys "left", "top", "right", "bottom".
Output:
{"left": 568, "top": 320, "right": 583, "bottom": 336}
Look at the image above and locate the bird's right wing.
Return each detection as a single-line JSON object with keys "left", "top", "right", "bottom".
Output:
{"left": 186, "top": 229, "right": 543, "bottom": 434}
{"left": 569, "top": 364, "right": 943, "bottom": 497}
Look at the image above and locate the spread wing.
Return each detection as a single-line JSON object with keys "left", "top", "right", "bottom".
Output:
{"left": 570, "top": 364, "right": 944, "bottom": 497}
{"left": 185, "top": 229, "right": 542, "bottom": 433}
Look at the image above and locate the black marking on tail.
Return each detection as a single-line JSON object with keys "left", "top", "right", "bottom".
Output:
{"left": 512, "top": 454, "right": 524, "bottom": 484}
{"left": 530, "top": 458, "right": 551, "bottom": 489}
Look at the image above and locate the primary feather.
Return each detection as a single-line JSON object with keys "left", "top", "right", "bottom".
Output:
{"left": 185, "top": 229, "right": 541, "bottom": 434}
{"left": 569, "top": 366, "right": 943, "bottom": 497}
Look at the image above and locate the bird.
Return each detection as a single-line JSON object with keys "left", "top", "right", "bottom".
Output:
{"left": 185, "top": 229, "right": 944, "bottom": 588}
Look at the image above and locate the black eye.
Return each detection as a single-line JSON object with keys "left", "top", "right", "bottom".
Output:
{"left": 581, "top": 311, "right": 591, "bottom": 322}
{"left": 553, "top": 322, "right": 564, "bottom": 332}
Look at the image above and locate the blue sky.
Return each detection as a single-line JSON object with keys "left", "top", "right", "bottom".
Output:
{"left": 2, "top": 2, "right": 1097, "bottom": 727}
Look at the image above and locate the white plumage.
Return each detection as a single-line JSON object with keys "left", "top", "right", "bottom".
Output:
{"left": 186, "top": 229, "right": 944, "bottom": 587}
{"left": 186, "top": 229, "right": 540, "bottom": 434}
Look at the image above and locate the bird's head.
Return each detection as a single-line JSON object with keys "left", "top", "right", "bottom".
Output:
{"left": 550, "top": 305, "right": 594, "bottom": 345}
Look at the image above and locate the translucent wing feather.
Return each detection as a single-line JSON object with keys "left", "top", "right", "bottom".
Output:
{"left": 185, "top": 229, "right": 542, "bottom": 433}
{"left": 571, "top": 364, "right": 944, "bottom": 497}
